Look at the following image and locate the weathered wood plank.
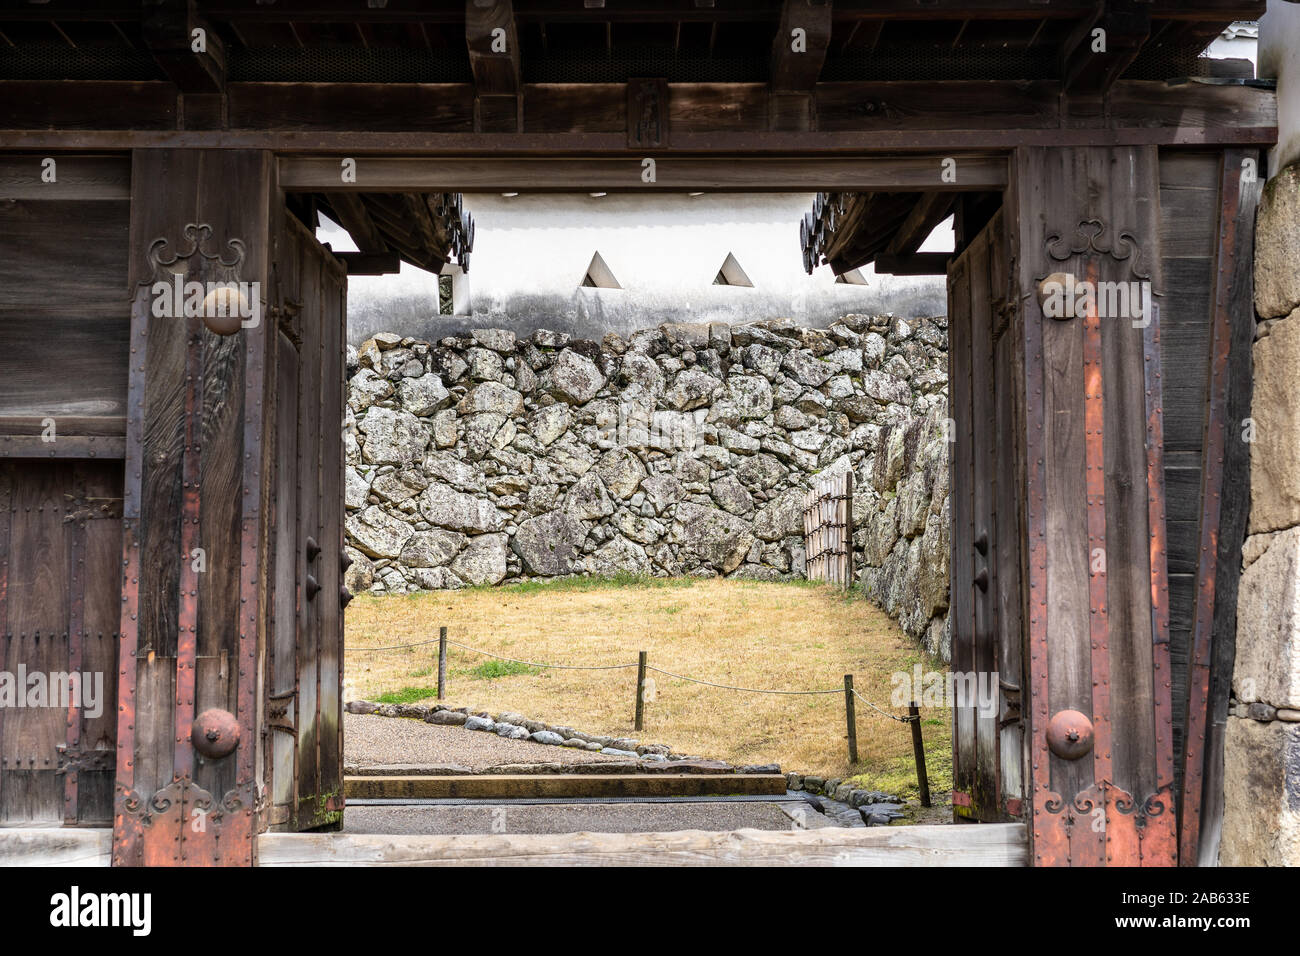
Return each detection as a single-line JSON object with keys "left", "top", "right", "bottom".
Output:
{"left": 258, "top": 823, "right": 1028, "bottom": 867}
{"left": 346, "top": 774, "right": 789, "bottom": 800}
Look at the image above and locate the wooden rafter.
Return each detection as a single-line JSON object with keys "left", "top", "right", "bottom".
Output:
{"left": 885, "top": 191, "right": 956, "bottom": 257}
{"left": 141, "top": 0, "right": 226, "bottom": 93}
{"left": 1061, "top": 0, "right": 1152, "bottom": 95}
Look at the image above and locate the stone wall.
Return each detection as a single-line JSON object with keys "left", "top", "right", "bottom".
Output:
{"left": 1222, "top": 160, "right": 1300, "bottom": 865}
{"left": 343, "top": 314, "right": 951, "bottom": 658}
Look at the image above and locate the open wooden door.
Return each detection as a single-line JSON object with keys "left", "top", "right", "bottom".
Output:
{"left": 948, "top": 208, "right": 1026, "bottom": 824}
{"left": 264, "top": 211, "right": 348, "bottom": 832}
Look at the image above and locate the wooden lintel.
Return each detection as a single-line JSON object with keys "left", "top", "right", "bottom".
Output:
{"left": 0, "top": 80, "right": 1276, "bottom": 150}
{"left": 872, "top": 252, "right": 953, "bottom": 275}
{"left": 280, "top": 155, "right": 1008, "bottom": 192}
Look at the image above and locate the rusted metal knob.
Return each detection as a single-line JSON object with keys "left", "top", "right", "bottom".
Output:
{"left": 306, "top": 536, "right": 321, "bottom": 561}
{"left": 306, "top": 574, "right": 321, "bottom": 600}
{"left": 341, "top": 549, "right": 354, "bottom": 572}
{"left": 340, "top": 585, "right": 354, "bottom": 609}
{"left": 974, "top": 567, "right": 989, "bottom": 592}
{"left": 1046, "top": 709, "right": 1094, "bottom": 760}
{"left": 191, "top": 708, "right": 240, "bottom": 759}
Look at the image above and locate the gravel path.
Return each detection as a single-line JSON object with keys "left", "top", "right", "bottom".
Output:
{"left": 344, "top": 801, "right": 836, "bottom": 834}
{"left": 344, "top": 713, "right": 628, "bottom": 770}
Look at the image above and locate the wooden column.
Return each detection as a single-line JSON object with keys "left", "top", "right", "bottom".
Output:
{"left": 1006, "top": 146, "right": 1177, "bottom": 866}
{"left": 113, "top": 149, "right": 275, "bottom": 866}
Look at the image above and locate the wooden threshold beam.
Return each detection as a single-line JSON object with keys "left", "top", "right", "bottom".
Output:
{"left": 279, "top": 155, "right": 1008, "bottom": 192}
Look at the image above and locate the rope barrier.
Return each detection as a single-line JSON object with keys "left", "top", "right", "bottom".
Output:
{"left": 644, "top": 665, "right": 842, "bottom": 697}
{"left": 443, "top": 639, "right": 638, "bottom": 672}
{"left": 346, "top": 635, "right": 906, "bottom": 717}
{"left": 852, "top": 688, "right": 915, "bottom": 723}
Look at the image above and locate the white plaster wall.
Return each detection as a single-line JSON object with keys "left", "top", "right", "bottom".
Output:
{"left": 323, "top": 193, "right": 951, "bottom": 345}
{"left": 1260, "top": 4, "right": 1300, "bottom": 171}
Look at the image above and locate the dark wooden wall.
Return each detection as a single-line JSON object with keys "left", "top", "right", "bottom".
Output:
{"left": 0, "top": 179, "right": 130, "bottom": 825}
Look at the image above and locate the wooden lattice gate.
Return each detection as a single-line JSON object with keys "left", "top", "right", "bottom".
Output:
{"left": 803, "top": 472, "right": 853, "bottom": 588}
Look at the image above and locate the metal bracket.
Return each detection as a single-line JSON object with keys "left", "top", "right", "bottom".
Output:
{"left": 56, "top": 744, "right": 114, "bottom": 774}
{"left": 63, "top": 494, "right": 124, "bottom": 524}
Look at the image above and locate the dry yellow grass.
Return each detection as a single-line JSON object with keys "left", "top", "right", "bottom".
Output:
{"left": 344, "top": 576, "right": 952, "bottom": 792}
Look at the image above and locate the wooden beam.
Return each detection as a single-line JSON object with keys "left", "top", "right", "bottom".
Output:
{"left": 280, "top": 155, "right": 1009, "bottom": 192}
{"left": 0, "top": 155, "right": 130, "bottom": 200}
{"left": 768, "top": 0, "right": 833, "bottom": 131}
{"left": 333, "top": 252, "right": 401, "bottom": 275}
{"left": 466, "top": 0, "right": 520, "bottom": 133}
{"left": 0, "top": 80, "right": 1276, "bottom": 150}
{"left": 885, "top": 191, "right": 956, "bottom": 256}
{"left": 872, "top": 252, "right": 953, "bottom": 275}
{"left": 1061, "top": 1, "right": 1152, "bottom": 95}
{"left": 770, "top": 0, "right": 833, "bottom": 91}
{"left": 10, "top": 1, "right": 1263, "bottom": 23}
{"left": 141, "top": 0, "right": 226, "bottom": 94}
{"left": 258, "top": 823, "right": 1029, "bottom": 867}
{"left": 323, "top": 193, "right": 389, "bottom": 255}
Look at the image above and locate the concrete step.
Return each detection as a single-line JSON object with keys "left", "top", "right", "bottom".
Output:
{"left": 344, "top": 773, "right": 788, "bottom": 801}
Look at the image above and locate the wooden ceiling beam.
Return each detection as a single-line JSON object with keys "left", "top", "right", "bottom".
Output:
{"left": 141, "top": 0, "right": 226, "bottom": 94}
{"left": 1, "top": 1, "right": 1265, "bottom": 23}
{"left": 466, "top": 0, "right": 521, "bottom": 133}
{"left": 770, "top": 0, "right": 833, "bottom": 92}
{"left": 769, "top": 0, "right": 832, "bottom": 131}
{"left": 1061, "top": 1, "right": 1152, "bottom": 96}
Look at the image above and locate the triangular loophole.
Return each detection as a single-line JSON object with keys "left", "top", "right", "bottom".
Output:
{"left": 582, "top": 251, "right": 621, "bottom": 289}
{"left": 713, "top": 252, "right": 753, "bottom": 287}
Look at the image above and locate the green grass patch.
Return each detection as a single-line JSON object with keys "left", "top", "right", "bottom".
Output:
{"left": 845, "top": 738, "right": 954, "bottom": 805}
{"left": 373, "top": 686, "right": 438, "bottom": 704}
{"left": 460, "top": 659, "right": 541, "bottom": 680}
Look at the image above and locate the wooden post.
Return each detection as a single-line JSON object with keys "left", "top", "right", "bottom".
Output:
{"left": 437, "top": 626, "right": 448, "bottom": 701}
{"left": 909, "top": 700, "right": 931, "bottom": 808}
{"left": 844, "top": 674, "right": 858, "bottom": 764}
{"left": 635, "top": 650, "right": 647, "bottom": 731}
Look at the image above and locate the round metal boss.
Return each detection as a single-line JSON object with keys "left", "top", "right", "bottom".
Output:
{"left": 192, "top": 708, "right": 240, "bottom": 759}
{"left": 1046, "top": 709, "right": 1094, "bottom": 761}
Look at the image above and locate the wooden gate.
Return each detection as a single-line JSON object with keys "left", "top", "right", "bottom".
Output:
{"left": 264, "top": 212, "right": 348, "bottom": 832}
{"left": 109, "top": 150, "right": 348, "bottom": 865}
{"left": 804, "top": 471, "right": 853, "bottom": 587}
{"left": 947, "top": 209, "right": 1025, "bottom": 824}
{"left": 1008, "top": 147, "right": 1178, "bottom": 866}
